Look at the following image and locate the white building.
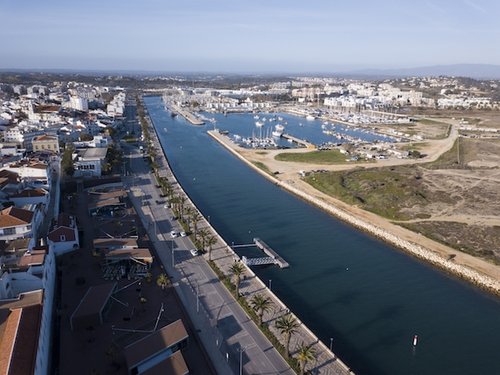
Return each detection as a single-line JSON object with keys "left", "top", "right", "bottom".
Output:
{"left": 73, "top": 148, "right": 107, "bottom": 177}
{"left": 47, "top": 213, "right": 79, "bottom": 255}
{"left": 69, "top": 96, "right": 89, "bottom": 112}
{"left": 0, "top": 206, "right": 43, "bottom": 244}
{"left": 0, "top": 246, "right": 56, "bottom": 375}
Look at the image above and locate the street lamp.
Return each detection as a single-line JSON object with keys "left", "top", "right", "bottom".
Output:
{"left": 171, "top": 240, "right": 175, "bottom": 268}
{"left": 330, "top": 337, "right": 333, "bottom": 352}
{"left": 239, "top": 346, "right": 248, "bottom": 375}
{"left": 268, "top": 279, "right": 272, "bottom": 290}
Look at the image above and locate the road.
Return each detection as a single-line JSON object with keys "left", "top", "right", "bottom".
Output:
{"left": 122, "top": 101, "right": 294, "bottom": 375}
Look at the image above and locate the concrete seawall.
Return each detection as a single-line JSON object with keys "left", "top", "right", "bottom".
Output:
{"left": 145, "top": 106, "right": 353, "bottom": 374}
{"left": 207, "top": 130, "right": 500, "bottom": 296}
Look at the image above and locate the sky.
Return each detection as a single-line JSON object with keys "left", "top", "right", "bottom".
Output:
{"left": 1, "top": 0, "right": 499, "bottom": 73}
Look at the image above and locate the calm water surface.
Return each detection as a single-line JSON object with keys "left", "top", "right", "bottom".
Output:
{"left": 145, "top": 96, "right": 500, "bottom": 375}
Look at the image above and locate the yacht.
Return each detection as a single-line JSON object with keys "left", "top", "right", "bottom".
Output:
{"left": 306, "top": 114, "right": 316, "bottom": 121}
{"left": 272, "top": 124, "right": 285, "bottom": 137}
{"left": 255, "top": 121, "right": 264, "bottom": 127}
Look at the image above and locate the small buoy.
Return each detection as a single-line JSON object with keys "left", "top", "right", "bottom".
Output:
{"left": 346, "top": 267, "right": 349, "bottom": 270}
{"left": 413, "top": 334, "right": 418, "bottom": 346}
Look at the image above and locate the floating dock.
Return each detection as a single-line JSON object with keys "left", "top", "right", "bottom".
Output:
{"left": 253, "top": 238, "right": 289, "bottom": 268}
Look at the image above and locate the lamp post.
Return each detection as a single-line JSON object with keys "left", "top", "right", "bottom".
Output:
{"left": 330, "top": 337, "right": 333, "bottom": 352}
{"left": 171, "top": 240, "right": 175, "bottom": 268}
{"left": 268, "top": 279, "right": 272, "bottom": 291}
{"left": 239, "top": 346, "right": 248, "bottom": 375}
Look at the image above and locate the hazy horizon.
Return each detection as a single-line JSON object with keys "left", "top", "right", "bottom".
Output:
{"left": 1, "top": 0, "right": 499, "bottom": 72}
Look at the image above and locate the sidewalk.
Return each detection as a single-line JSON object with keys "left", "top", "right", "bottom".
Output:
{"left": 138, "top": 100, "right": 352, "bottom": 374}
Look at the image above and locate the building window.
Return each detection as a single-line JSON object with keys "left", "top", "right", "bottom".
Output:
{"left": 3, "top": 227, "right": 16, "bottom": 235}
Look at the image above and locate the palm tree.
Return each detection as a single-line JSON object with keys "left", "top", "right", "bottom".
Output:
{"left": 197, "top": 228, "right": 209, "bottom": 251}
{"left": 275, "top": 314, "right": 299, "bottom": 359}
{"left": 191, "top": 211, "right": 201, "bottom": 237}
{"left": 184, "top": 206, "right": 194, "bottom": 230}
{"left": 156, "top": 273, "right": 170, "bottom": 290}
{"left": 296, "top": 342, "right": 316, "bottom": 375}
{"left": 206, "top": 234, "right": 217, "bottom": 261}
{"left": 178, "top": 196, "right": 187, "bottom": 219}
{"left": 250, "top": 293, "right": 273, "bottom": 325}
{"left": 229, "top": 262, "right": 245, "bottom": 298}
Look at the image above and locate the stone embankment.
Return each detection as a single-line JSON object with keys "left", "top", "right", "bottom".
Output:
{"left": 208, "top": 130, "right": 500, "bottom": 296}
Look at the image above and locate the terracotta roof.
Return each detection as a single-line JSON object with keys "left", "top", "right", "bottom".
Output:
{"left": 48, "top": 227, "right": 76, "bottom": 243}
{"left": 104, "top": 248, "right": 153, "bottom": 264}
{"left": 0, "top": 290, "right": 43, "bottom": 375}
{"left": 124, "top": 320, "right": 188, "bottom": 370}
{"left": 17, "top": 253, "right": 46, "bottom": 268}
{"left": 6, "top": 305, "right": 41, "bottom": 375}
{"left": 0, "top": 207, "right": 34, "bottom": 228}
{"left": 0, "top": 239, "right": 30, "bottom": 254}
{"left": 9, "top": 188, "right": 47, "bottom": 199}
{"left": 141, "top": 351, "right": 189, "bottom": 375}
{"left": 0, "top": 170, "right": 20, "bottom": 186}
{"left": 33, "top": 135, "right": 57, "bottom": 142}
{"left": 57, "top": 213, "right": 73, "bottom": 228}
{"left": 93, "top": 238, "right": 138, "bottom": 250}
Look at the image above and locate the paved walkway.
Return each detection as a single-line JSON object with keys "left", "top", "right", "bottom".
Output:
{"left": 135, "top": 103, "right": 354, "bottom": 375}
{"left": 125, "top": 142, "right": 293, "bottom": 375}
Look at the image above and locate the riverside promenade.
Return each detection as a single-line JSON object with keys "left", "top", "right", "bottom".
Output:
{"left": 138, "top": 99, "right": 353, "bottom": 374}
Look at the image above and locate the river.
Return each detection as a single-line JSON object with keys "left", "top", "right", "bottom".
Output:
{"left": 145, "top": 96, "right": 500, "bottom": 375}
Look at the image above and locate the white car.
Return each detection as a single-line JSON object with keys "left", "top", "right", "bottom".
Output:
{"left": 180, "top": 231, "right": 187, "bottom": 237}
{"left": 190, "top": 249, "right": 199, "bottom": 256}
{"left": 170, "top": 231, "right": 179, "bottom": 238}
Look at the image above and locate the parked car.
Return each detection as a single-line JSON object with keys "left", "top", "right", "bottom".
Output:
{"left": 180, "top": 231, "right": 187, "bottom": 237}
{"left": 190, "top": 249, "right": 199, "bottom": 256}
{"left": 170, "top": 231, "right": 179, "bottom": 238}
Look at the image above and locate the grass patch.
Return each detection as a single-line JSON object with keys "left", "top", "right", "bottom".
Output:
{"left": 417, "top": 118, "right": 447, "bottom": 125}
{"left": 275, "top": 149, "right": 349, "bottom": 164}
{"left": 305, "top": 166, "right": 433, "bottom": 220}
{"left": 398, "top": 222, "right": 500, "bottom": 265}
{"left": 252, "top": 161, "right": 273, "bottom": 175}
{"left": 255, "top": 151, "right": 268, "bottom": 155}
{"left": 424, "top": 138, "right": 462, "bottom": 169}
{"left": 400, "top": 142, "right": 429, "bottom": 151}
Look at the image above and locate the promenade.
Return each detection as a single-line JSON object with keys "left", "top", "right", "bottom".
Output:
{"left": 134, "top": 99, "right": 354, "bottom": 375}
{"left": 125, "top": 103, "right": 294, "bottom": 374}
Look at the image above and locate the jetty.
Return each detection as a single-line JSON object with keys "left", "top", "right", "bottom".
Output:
{"left": 166, "top": 102, "right": 205, "bottom": 125}
{"left": 235, "top": 238, "right": 289, "bottom": 269}
{"left": 282, "top": 133, "right": 316, "bottom": 149}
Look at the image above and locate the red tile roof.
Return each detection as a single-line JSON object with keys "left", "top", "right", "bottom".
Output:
{"left": 0, "top": 207, "right": 34, "bottom": 228}
{"left": 48, "top": 227, "right": 76, "bottom": 242}
{"left": 0, "top": 305, "right": 42, "bottom": 375}
{"left": 9, "top": 188, "right": 47, "bottom": 199}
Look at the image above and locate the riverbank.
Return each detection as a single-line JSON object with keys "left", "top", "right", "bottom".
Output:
{"left": 208, "top": 130, "right": 500, "bottom": 296}
{"left": 143, "top": 100, "right": 353, "bottom": 374}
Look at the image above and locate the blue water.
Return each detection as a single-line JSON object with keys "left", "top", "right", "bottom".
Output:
{"left": 145, "top": 97, "right": 500, "bottom": 375}
{"left": 204, "top": 111, "right": 396, "bottom": 147}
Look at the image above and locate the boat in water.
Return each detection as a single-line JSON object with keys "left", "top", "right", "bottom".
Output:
{"left": 255, "top": 121, "right": 264, "bottom": 127}
{"left": 272, "top": 124, "right": 285, "bottom": 137}
{"left": 306, "top": 114, "right": 316, "bottom": 121}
